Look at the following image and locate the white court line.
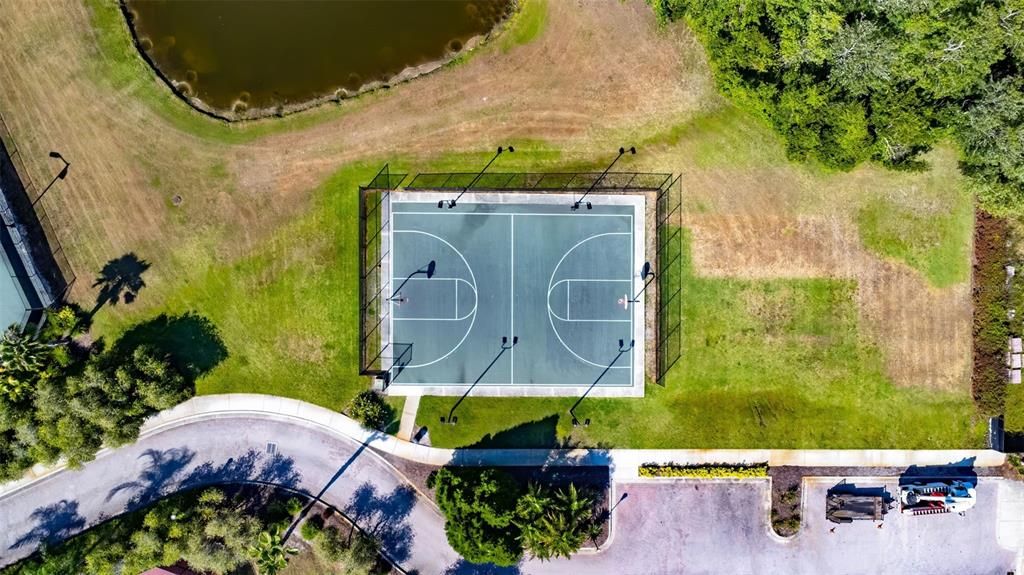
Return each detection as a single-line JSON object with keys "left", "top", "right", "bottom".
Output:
{"left": 549, "top": 278, "right": 633, "bottom": 322}
{"left": 546, "top": 232, "right": 633, "bottom": 370}
{"left": 510, "top": 214, "right": 515, "bottom": 385}
{"left": 391, "top": 277, "right": 476, "bottom": 321}
{"left": 387, "top": 380, "right": 634, "bottom": 384}
{"left": 391, "top": 230, "right": 479, "bottom": 368}
{"left": 394, "top": 211, "right": 632, "bottom": 219}
{"left": 622, "top": 213, "right": 630, "bottom": 388}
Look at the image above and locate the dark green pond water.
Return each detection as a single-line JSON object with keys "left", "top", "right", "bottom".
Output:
{"left": 124, "top": 0, "right": 511, "bottom": 114}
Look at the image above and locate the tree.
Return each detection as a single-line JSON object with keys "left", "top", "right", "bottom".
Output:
{"left": 959, "top": 78, "right": 1024, "bottom": 211}
{"left": 649, "top": 0, "right": 1024, "bottom": 211}
{"left": 248, "top": 529, "right": 298, "bottom": 575}
{"left": 0, "top": 325, "right": 50, "bottom": 401}
{"left": 428, "top": 467, "right": 524, "bottom": 566}
{"left": 68, "top": 345, "right": 190, "bottom": 447}
{"left": 123, "top": 488, "right": 262, "bottom": 575}
{"left": 516, "top": 483, "right": 599, "bottom": 561}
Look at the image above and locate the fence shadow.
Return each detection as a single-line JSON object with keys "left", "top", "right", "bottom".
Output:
{"left": 8, "top": 500, "right": 86, "bottom": 550}
{"left": 0, "top": 130, "right": 73, "bottom": 314}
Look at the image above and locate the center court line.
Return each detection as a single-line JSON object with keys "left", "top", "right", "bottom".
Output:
{"left": 510, "top": 214, "right": 515, "bottom": 386}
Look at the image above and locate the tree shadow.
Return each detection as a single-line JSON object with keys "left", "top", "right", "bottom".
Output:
{"left": 106, "top": 447, "right": 197, "bottom": 510}
{"left": 105, "top": 446, "right": 302, "bottom": 513}
{"left": 181, "top": 449, "right": 302, "bottom": 491}
{"left": 9, "top": 500, "right": 86, "bottom": 550}
{"left": 465, "top": 415, "right": 560, "bottom": 449}
{"left": 91, "top": 253, "right": 150, "bottom": 315}
{"left": 441, "top": 559, "right": 525, "bottom": 575}
{"left": 112, "top": 311, "right": 228, "bottom": 380}
{"left": 344, "top": 482, "right": 417, "bottom": 564}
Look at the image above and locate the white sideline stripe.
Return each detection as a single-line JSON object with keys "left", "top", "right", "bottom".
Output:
{"left": 395, "top": 211, "right": 632, "bottom": 219}
{"left": 390, "top": 382, "right": 634, "bottom": 387}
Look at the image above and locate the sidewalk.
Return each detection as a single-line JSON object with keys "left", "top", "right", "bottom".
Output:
{"left": 0, "top": 393, "right": 1007, "bottom": 499}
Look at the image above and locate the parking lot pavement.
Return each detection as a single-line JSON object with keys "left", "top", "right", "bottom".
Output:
{"left": 528, "top": 478, "right": 1022, "bottom": 575}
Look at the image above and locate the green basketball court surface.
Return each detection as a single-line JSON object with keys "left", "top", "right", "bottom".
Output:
{"left": 381, "top": 192, "right": 646, "bottom": 397}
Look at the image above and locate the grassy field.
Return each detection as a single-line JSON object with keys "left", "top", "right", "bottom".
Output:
{"left": 0, "top": 0, "right": 981, "bottom": 448}
{"left": 415, "top": 230, "right": 984, "bottom": 449}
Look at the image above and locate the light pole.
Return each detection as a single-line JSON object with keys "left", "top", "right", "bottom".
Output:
{"left": 573, "top": 146, "right": 635, "bottom": 211}
{"left": 439, "top": 146, "right": 513, "bottom": 209}
{"left": 32, "top": 151, "right": 69, "bottom": 208}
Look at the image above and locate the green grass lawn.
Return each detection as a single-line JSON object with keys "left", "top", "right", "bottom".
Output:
{"left": 92, "top": 149, "right": 590, "bottom": 417}
{"left": 854, "top": 150, "right": 974, "bottom": 288}
{"left": 90, "top": 162, "right": 391, "bottom": 414}
{"left": 415, "top": 229, "right": 984, "bottom": 449}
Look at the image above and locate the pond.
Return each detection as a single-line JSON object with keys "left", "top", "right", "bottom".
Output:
{"left": 123, "top": 0, "right": 512, "bottom": 118}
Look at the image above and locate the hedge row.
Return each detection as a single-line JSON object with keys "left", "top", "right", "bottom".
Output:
{"left": 639, "top": 463, "right": 769, "bottom": 478}
{"left": 973, "top": 212, "right": 1009, "bottom": 416}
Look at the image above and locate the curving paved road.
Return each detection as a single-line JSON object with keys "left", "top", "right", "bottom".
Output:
{"left": 0, "top": 414, "right": 459, "bottom": 573}
{"left": 1, "top": 412, "right": 1021, "bottom": 575}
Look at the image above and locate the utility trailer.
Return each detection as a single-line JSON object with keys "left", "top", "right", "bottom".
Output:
{"left": 826, "top": 492, "right": 891, "bottom": 524}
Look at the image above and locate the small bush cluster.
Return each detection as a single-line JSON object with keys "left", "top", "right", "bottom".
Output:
{"left": 772, "top": 514, "right": 802, "bottom": 535}
{"left": 347, "top": 390, "right": 393, "bottom": 430}
{"left": 300, "top": 515, "right": 377, "bottom": 575}
{"left": 639, "top": 463, "right": 768, "bottom": 478}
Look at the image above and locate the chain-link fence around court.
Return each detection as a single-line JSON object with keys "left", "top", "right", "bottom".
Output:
{"left": 359, "top": 166, "right": 683, "bottom": 386}
{"left": 0, "top": 112, "right": 76, "bottom": 327}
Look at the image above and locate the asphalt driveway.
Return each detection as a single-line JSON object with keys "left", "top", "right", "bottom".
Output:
{"left": 530, "top": 478, "right": 1022, "bottom": 575}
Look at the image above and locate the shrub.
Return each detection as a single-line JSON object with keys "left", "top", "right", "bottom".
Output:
{"left": 639, "top": 463, "right": 769, "bottom": 478}
{"left": 300, "top": 515, "right": 324, "bottom": 541}
{"left": 347, "top": 390, "right": 393, "bottom": 430}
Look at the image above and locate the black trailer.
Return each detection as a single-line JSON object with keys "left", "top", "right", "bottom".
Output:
{"left": 826, "top": 493, "right": 890, "bottom": 524}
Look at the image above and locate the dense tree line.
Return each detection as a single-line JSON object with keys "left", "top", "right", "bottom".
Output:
{"left": 650, "top": 0, "right": 1024, "bottom": 212}
{"left": 0, "top": 309, "right": 198, "bottom": 481}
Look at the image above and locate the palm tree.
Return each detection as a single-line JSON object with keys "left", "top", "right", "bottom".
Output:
{"left": 248, "top": 528, "right": 298, "bottom": 575}
{"left": 0, "top": 325, "right": 49, "bottom": 400}
{"left": 518, "top": 483, "right": 599, "bottom": 562}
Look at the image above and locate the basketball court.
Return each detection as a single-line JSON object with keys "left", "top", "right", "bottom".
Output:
{"left": 380, "top": 191, "right": 646, "bottom": 397}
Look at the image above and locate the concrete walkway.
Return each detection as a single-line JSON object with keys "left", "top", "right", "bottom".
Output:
{"left": 396, "top": 395, "right": 420, "bottom": 441}
{"left": 0, "top": 393, "right": 1006, "bottom": 499}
